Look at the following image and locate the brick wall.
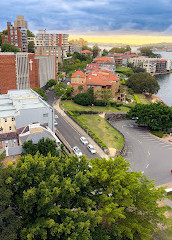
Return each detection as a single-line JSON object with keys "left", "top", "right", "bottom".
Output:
{"left": 0, "top": 55, "right": 16, "bottom": 94}
{"left": 28, "top": 54, "right": 40, "bottom": 88}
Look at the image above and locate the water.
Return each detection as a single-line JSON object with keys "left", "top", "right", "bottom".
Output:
{"left": 154, "top": 51, "right": 172, "bottom": 106}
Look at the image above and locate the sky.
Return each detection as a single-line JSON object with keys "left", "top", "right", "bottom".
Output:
{"left": 1, "top": 0, "right": 172, "bottom": 45}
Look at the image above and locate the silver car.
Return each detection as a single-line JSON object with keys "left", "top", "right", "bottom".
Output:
{"left": 80, "top": 136, "right": 88, "bottom": 145}
{"left": 73, "top": 146, "right": 83, "bottom": 157}
{"left": 87, "top": 144, "right": 96, "bottom": 154}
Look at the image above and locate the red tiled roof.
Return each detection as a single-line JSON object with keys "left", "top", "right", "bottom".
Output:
{"left": 85, "top": 69, "right": 119, "bottom": 86}
{"left": 93, "top": 57, "right": 114, "bottom": 64}
{"left": 86, "top": 63, "right": 99, "bottom": 70}
{"left": 71, "top": 69, "right": 85, "bottom": 78}
{"left": 82, "top": 50, "right": 93, "bottom": 54}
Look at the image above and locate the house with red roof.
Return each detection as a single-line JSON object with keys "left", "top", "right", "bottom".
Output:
{"left": 81, "top": 50, "right": 93, "bottom": 57}
{"left": 92, "top": 57, "right": 116, "bottom": 73}
{"left": 71, "top": 68, "right": 125, "bottom": 102}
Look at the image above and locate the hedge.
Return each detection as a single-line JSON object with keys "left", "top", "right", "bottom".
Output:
{"left": 150, "top": 130, "right": 163, "bottom": 138}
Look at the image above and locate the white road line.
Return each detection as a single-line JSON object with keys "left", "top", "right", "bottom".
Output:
{"left": 146, "top": 164, "right": 149, "bottom": 168}
{"left": 148, "top": 151, "right": 150, "bottom": 155}
{"left": 138, "top": 140, "right": 142, "bottom": 144}
{"left": 127, "top": 151, "right": 133, "bottom": 154}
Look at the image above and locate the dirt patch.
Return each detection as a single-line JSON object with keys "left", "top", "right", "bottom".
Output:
{"left": 146, "top": 94, "right": 164, "bottom": 104}
{"left": 109, "top": 148, "right": 116, "bottom": 157}
{"left": 99, "top": 113, "right": 105, "bottom": 118}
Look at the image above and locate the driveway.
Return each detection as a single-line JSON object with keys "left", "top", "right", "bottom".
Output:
{"left": 111, "top": 120, "right": 172, "bottom": 186}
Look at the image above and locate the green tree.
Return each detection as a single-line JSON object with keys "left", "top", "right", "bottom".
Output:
{"left": 0, "top": 151, "right": 6, "bottom": 168}
{"left": 45, "top": 79, "right": 57, "bottom": 89}
{"left": 133, "top": 67, "right": 146, "bottom": 73}
{"left": 0, "top": 154, "right": 167, "bottom": 239}
{"left": 127, "top": 72, "right": 160, "bottom": 94}
{"left": 74, "top": 92, "right": 93, "bottom": 106}
{"left": 32, "top": 87, "right": 48, "bottom": 101}
{"left": 126, "top": 45, "right": 131, "bottom": 51}
{"left": 22, "top": 138, "right": 58, "bottom": 157}
{"left": 93, "top": 44, "right": 99, "bottom": 58}
{"left": 95, "top": 89, "right": 113, "bottom": 106}
{"left": 140, "top": 47, "right": 160, "bottom": 58}
{"left": 28, "top": 41, "right": 35, "bottom": 53}
{"left": 0, "top": 168, "right": 21, "bottom": 240}
{"left": 37, "top": 138, "right": 57, "bottom": 156}
{"left": 27, "top": 30, "right": 35, "bottom": 37}
{"left": 127, "top": 103, "right": 172, "bottom": 130}
{"left": 1, "top": 42, "right": 20, "bottom": 52}
{"left": 102, "top": 49, "right": 109, "bottom": 56}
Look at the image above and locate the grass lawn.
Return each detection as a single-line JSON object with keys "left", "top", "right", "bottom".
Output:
{"left": 76, "top": 114, "right": 124, "bottom": 151}
{"left": 157, "top": 205, "right": 172, "bottom": 240}
{"left": 135, "top": 94, "right": 150, "bottom": 104}
{"left": 60, "top": 101, "right": 130, "bottom": 113}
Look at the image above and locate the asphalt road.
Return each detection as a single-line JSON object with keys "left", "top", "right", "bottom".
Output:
{"left": 47, "top": 91, "right": 99, "bottom": 159}
{"left": 111, "top": 120, "right": 172, "bottom": 186}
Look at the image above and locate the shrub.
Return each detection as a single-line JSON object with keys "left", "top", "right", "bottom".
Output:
{"left": 94, "top": 100, "right": 107, "bottom": 106}
{"left": 150, "top": 130, "right": 163, "bottom": 138}
{"left": 74, "top": 92, "right": 94, "bottom": 106}
{"left": 45, "top": 79, "right": 57, "bottom": 89}
{"left": 134, "top": 95, "right": 141, "bottom": 104}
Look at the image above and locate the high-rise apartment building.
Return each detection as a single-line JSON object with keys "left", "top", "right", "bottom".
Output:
{"left": 3, "top": 22, "right": 28, "bottom": 52}
{"left": 36, "top": 30, "right": 69, "bottom": 51}
{"left": 14, "top": 15, "right": 28, "bottom": 28}
{"left": 28, "top": 30, "right": 69, "bottom": 62}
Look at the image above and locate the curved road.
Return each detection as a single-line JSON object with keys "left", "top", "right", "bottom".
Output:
{"left": 47, "top": 91, "right": 99, "bottom": 159}
{"left": 111, "top": 120, "right": 172, "bottom": 186}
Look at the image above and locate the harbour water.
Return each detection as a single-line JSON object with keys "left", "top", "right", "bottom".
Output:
{"left": 154, "top": 51, "right": 172, "bottom": 106}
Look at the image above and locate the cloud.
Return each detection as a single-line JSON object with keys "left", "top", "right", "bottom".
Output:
{"left": 1, "top": 0, "right": 172, "bottom": 35}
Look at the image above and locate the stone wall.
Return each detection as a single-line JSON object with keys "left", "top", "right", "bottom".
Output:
{"left": 105, "top": 112, "right": 127, "bottom": 121}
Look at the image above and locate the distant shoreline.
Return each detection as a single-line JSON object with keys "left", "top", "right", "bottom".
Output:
{"left": 153, "top": 70, "right": 172, "bottom": 76}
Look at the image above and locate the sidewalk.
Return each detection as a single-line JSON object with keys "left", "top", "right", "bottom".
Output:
{"left": 53, "top": 99, "right": 109, "bottom": 159}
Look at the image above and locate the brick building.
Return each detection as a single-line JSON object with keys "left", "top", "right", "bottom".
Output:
{"left": 0, "top": 53, "right": 56, "bottom": 94}
{"left": 0, "top": 53, "right": 16, "bottom": 94}
{"left": 2, "top": 22, "right": 28, "bottom": 52}
{"left": 71, "top": 69, "right": 125, "bottom": 102}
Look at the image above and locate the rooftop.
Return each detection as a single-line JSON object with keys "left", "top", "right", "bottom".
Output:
{"left": 0, "top": 89, "right": 53, "bottom": 118}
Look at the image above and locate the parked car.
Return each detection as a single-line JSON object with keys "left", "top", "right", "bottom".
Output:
{"left": 73, "top": 146, "right": 83, "bottom": 157}
{"left": 80, "top": 136, "right": 88, "bottom": 145}
{"left": 87, "top": 144, "right": 96, "bottom": 154}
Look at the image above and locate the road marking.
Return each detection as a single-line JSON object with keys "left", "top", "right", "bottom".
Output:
{"left": 138, "top": 140, "right": 142, "bottom": 144}
{"left": 148, "top": 151, "right": 150, "bottom": 155}
{"left": 146, "top": 164, "right": 149, "bottom": 168}
{"left": 127, "top": 151, "right": 133, "bottom": 154}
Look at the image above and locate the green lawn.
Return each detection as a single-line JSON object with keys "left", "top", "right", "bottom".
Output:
{"left": 60, "top": 101, "right": 130, "bottom": 113}
{"left": 135, "top": 94, "right": 150, "bottom": 104}
{"left": 76, "top": 114, "right": 124, "bottom": 151}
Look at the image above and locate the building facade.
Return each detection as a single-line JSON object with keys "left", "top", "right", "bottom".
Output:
{"left": 71, "top": 69, "right": 125, "bottom": 102}
{"left": 14, "top": 15, "right": 28, "bottom": 28}
{"left": 0, "top": 53, "right": 56, "bottom": 94}
{"left": 0, "top": 89, "right": 55, "bottom": 135}
{"left": 3, "top": 22, "right": 28, "bottom": 52}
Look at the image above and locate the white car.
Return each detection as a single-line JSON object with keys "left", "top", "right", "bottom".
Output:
{"left": 80, "top": 136, "right": 88, "bottom": 145}
{"left": 73, "top": 146, "right": 83, "bottom": 157}
{"left": 87, "top": 144, "right": 96, "bottom": 154}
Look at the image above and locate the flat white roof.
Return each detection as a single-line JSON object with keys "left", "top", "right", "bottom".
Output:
{"left": 0, "top": 89, "right": 53, "bottom": 118}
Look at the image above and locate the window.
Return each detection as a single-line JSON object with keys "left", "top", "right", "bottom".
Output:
{"left": 5, "top": 118, "right": 7, "bottom": 122}
{"left": 12, "top": 117, "right": 15, "bottom": 121}
{"left": 9, "top": 126, "right": 12, "bottom": 131}
{"left": 43, "top": 113, "right": 48, "bottom": 117}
